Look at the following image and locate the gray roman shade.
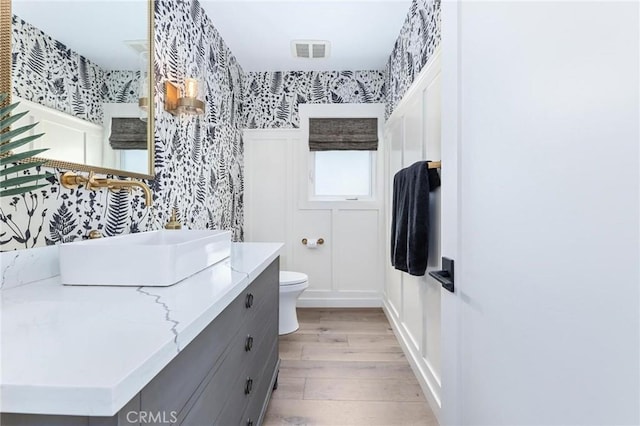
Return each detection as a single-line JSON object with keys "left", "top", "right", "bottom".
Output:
{"left": 109, "top": 118, "right": 147, "bottom": 150}
{"left": 309, "top": 118, "right": 378, "bottom": 151}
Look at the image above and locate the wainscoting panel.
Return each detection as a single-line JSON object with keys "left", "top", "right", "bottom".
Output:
{"left": 13, "top": 96, "right": 103, "bottom": 166}
{"left": 292, "top": 209, "right": 333, "bottom": 293}
{"left": 383, "top": 48, "right": 442, "bottom": 421}
{"left": 244, "top": 131, "right": 295, "bottom": 269}
{"left": 333, "top": 209, "right": 380, "bottom": 293}
{"left": 244, "top": 103, "right": 385, "bottom": 307}
{"left": 385, "top": 117, "right": 405, "bottom": 317}
{"left": 402, "top": 275, "right": 424, "bottom": 352}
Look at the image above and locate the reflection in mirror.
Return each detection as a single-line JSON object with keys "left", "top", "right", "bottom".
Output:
{"left": 10, "top": 0, "right": 153, "bottom": 178}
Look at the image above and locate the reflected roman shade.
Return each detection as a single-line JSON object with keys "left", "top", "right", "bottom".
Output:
{"left": 308, "top": 118, "right": 378, "bottom": 151}
{"left": 109, "top": 118, "right": 147, "bottom": 150}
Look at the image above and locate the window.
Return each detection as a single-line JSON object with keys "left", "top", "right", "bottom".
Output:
{"left": 312, "top": 150, "right": 374, "bottom": 198}
{"left": 308, "top": 117, "right": 378, "bottom": 200}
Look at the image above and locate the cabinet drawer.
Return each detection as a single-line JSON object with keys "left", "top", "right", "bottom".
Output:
{"left": 177, "top": 331, "right": 246, "bottom": 426}
{"left": 246, "top": 299, "right": 278, "bottom": 369}
{"left": 215, "top": 332, "right": 275, "bottom": 426}
{"left": 240, "top": 260, "right": 278, "bottom": 322}
{"left": 140, "top": 285, "right": 247, "bottom": 418}
{"left": 178, "top": 277, "right": 277, "bottom": 426}
{"left": 213, "top": 313, "right": 278, "bottom": 426}
{"left": 242, "top": 340, "right": 279, "bottom": 426}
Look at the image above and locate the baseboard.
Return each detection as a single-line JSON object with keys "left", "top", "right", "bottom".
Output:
{"left": 383, "top": 299, "right": 442, "bottom": 423}
{"left": 298, "top": 290, "right": 382, "bottom": 308}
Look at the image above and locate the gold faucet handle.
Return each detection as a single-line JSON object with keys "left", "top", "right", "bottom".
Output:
{"left": 85, "top": 171, "right": 101, "bottom": 191}
{"left": 165, "top": 208, "right": 182, "bottom": 230}
{"left": 87, "top": 171, "right": 96, "bottom": 185}
{"left": 60, "top": 171, "right": 87, "bottom": 189}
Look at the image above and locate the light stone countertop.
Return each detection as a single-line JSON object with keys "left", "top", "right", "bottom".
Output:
{"left": 0, "top": 242, "right": 283, "bottom": 417}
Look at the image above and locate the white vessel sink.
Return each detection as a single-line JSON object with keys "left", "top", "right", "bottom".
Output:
{"left": 59, "top": 230, "right": 232, "bottom": 286}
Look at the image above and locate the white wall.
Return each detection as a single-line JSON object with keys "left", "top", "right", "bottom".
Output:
{"left": 383, "top": 49, "right": 443, "bottom": 421}
{"left": 442, "top": 1, "right": 639, "bottom": 424}
{"left": 244, "top": 103, "right": 386, "bottom": 307}
{"left": 11, "top": 99, "right": 147, "bottom": 175}
{"left": 13, "top": 96, "right": 103, "bottom": 166}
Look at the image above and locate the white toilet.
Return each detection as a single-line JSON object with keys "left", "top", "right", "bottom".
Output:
{"left": 279, "top": 271, "right": 309, "bottom": 335}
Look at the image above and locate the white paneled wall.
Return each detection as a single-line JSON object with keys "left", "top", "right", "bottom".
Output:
{"left": 383, "top": 48, "right": 443, "bottom": 421}
{"left": 244, "top": 134, "right": 294, "bottom": 267}
{"left": 386, "top": 119, "right": 404, "bottom": 318}
{"left": 13, "top": 96, "right": 103, "bottom": 167}
{"left": 333, "top": 210, "right": 380, "bottom": 292}
{"left": 292, "top": 209, "right": 333, "bottom": 294}
{"left": 244, "top": 104, "right": 386, "bottom": 307}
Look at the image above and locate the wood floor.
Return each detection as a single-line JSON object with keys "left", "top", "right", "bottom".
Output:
{"left": 263, "top": 308, "right": 438, "bottom": 426}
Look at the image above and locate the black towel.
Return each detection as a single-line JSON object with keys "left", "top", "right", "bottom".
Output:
{"left": 390, "top": 161, "right": 441, "bottom": 276}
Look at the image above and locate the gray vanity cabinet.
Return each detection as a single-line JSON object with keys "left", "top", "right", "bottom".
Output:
{"left": 2, "top": 258, "right": 280, "bottom": 426}
{"left": 176, "top": 259, "right": 280, "bottom": 426}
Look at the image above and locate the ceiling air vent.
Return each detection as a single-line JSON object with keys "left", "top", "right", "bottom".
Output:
{"left": 291, "top": 40, "right": 331, "bottom": 59}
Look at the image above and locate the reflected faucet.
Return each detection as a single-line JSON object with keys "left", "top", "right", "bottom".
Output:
{"left": 60, "top": 171, "right": 153, "bottom": 207}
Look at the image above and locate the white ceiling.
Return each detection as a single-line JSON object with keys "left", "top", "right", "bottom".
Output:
{"left": 12, "top": 0, "right": 147, "bottom": 71}
{"left": 12, "top": 0, "right": 411, "bottom": 73}
{"left": 200, "top": 0, "right": 412, "bottom": 72}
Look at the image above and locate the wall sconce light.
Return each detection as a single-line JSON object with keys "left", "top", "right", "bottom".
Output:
{"left": 164, "top": 78, "right": 205, "bottom": 116}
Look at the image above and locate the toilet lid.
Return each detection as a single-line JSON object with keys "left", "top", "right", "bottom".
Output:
{"left": 280, "top": 271, "right": 308, "bottom": 286}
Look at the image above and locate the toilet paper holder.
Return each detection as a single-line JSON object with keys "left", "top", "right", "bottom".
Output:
{"left": 301, "top": 238, "right": 324, "bottom": 245}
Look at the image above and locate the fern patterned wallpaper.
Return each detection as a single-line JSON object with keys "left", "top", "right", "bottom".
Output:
{"left": 152, "top": 0, "right": 244, "bottom": 241}
{"left": 11, "top": 15, "right": 139, "bottom": 125}
{"left": 1, "top": 0, "right": 245, "bottom": 251}
{"left": 242, "top": 71, "right": 386, "bottom": 129}
{"left": 241, "top": 0, "right": 441, "bottom": 127}
{"left": 385, "top": 0, "right": 441, "bottom": 118}
{"left": 2, "top": 0, "right": 441, "bottom": 252}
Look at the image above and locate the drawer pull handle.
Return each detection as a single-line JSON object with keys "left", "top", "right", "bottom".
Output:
{"left": 245, "top": 293, "right": 254, "bottom": 308}
{"left": 247, "top": 420, "right": 254, "bottom": 426}
{"left": 245, "top": 377, "right": 253, "bottom": 395}
{"left": 245, "top": 335, "right": 254, "bottom": 352}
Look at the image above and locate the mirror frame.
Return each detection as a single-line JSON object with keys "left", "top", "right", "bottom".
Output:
{"left": 1, "top": 0, "right": 10, "bottom": 111}
{"left": 1, "top": 0, "right": 155, "bottom": 181}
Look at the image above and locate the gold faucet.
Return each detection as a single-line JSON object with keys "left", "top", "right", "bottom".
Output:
{"left": 60, "top": 171, "right": 153, "bottom": 207}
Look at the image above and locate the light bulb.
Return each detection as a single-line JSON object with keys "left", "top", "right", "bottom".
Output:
{"left": 185, "top": 78, "right": 198, "bottom": 99}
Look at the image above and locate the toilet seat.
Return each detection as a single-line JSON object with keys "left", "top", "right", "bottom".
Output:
{"left": 280, "top": 271, "right": 308, "bottom": 286}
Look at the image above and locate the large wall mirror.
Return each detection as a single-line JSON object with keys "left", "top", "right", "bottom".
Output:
{"left": 3, "top": 0, "right": 154, "bottom": 180}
